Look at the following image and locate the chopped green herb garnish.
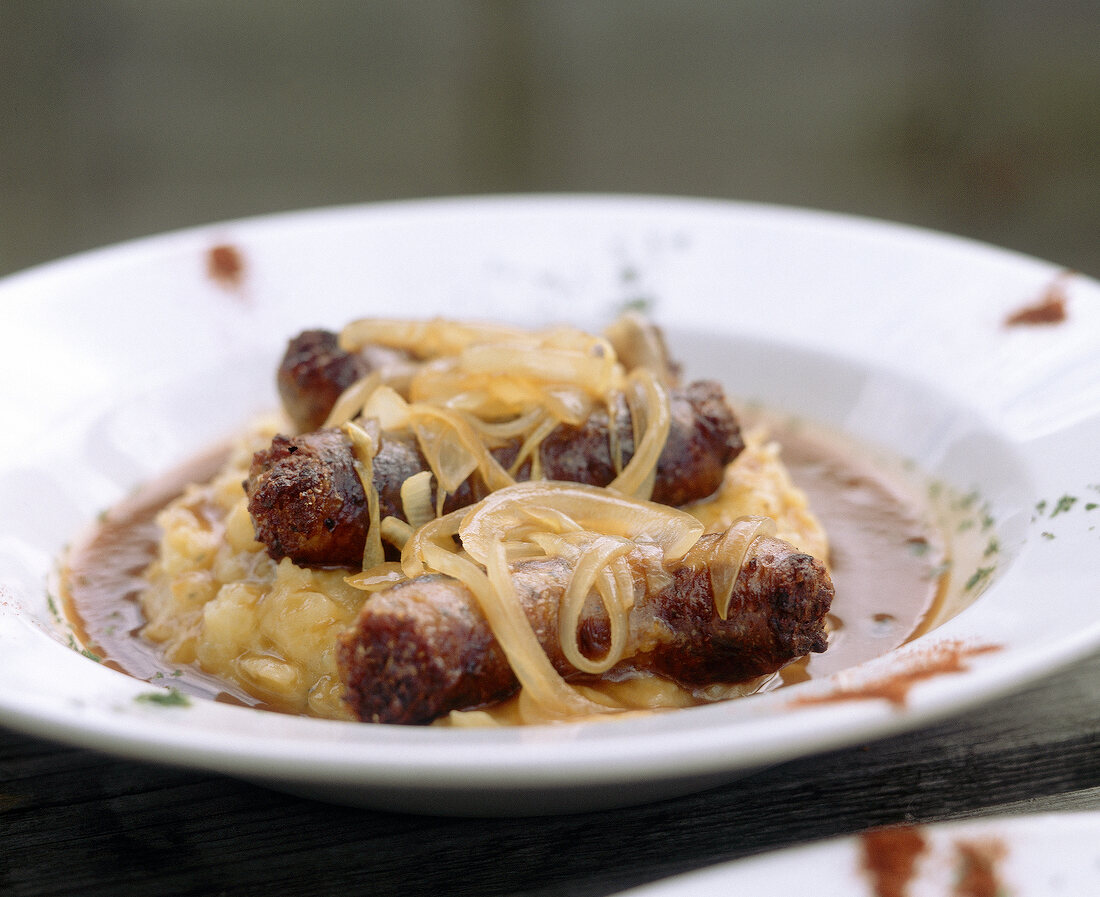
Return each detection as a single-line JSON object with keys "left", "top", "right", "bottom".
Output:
{"left": 618, "top": 296, "right": 652, "bottom": 314}
{"left": 1050, "top": 495, "right": 1077, "bottom": 517}
{"left": 965, "top": 566, "right": 995, "bottom": 590}
{"left": 65, "top": 631, "right": 102, "bottom": 662}
{"left": 957, "top": 490, "right": 980, "bottom": 510}
{"left": 135, "top": 688, "right": 190, "bottom": 708}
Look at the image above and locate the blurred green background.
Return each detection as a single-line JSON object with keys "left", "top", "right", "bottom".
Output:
{"left": 2, "top": 1, "right": 1098, "bottom": 278}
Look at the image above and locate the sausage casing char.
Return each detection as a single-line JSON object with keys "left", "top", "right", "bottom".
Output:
{"left": 277, "top": 330, "right": 369, "bottom": 433}
{"left": 277, "top": 329, "right": 416, "bottom": 432}
{"left": 245, "top": 429, "right": 432, "bottom": 568}
{"left": 245, "top": 382, "right": 744, "bottom": 568}
{"left": 337, "top": 533, "right": 833, "bottom": 724}
{"left": 537, "top": 380, "right": 739, "bottom": 508}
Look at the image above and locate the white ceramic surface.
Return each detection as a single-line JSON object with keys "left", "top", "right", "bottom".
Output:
{"left": 612, "top": 811, "right": 1100, "bottom": 896}
{"left": 1, "top": 196, "right": 1098, "bottom": 816}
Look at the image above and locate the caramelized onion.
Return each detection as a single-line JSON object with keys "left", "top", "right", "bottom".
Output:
{"left": 459, "top": 337, "right": 618, "bottom": 399}
{"left": 343, "top": 420, "right": 385, "bottom": 569}
{"left": 422, "top": 537, "right": 610, "bottom": 719}
{"left": 607, "top": 368, "right": 670, "bottom": 500}
{"left": 505, "top": 412, "right": 558, "bottom": 479}
{"left": 695, "top": 515, "right": 777, "bottom": 620}
{"left": 340, "top": 317, "right": 530, "bottom": 359}
{"left": 359, "top": 384, "right": 413, "bottom": 430}
{"left": 558, "top": 536, "right": 636, "bottom": 674}
{"left": 345, "top": 561, "right": 406, "bottom": 592}
{"left": 399, "top": 470, "right": 436, "bottom": 530}
{"left": 380, "top": 516, "right": 414, "bottom": 550}
{"left": 411, "top": 409, "right": 514, "bottom": 494}
{"left": 391, "top": 482, "right": 710, "bottom": 718}
{"left": 322, "top": 370, "right": 382, "bottom": 429}
{"left": 459, "top": 482, "right": 704, "bottom": 566}
{"left": 409, "top": 355, "right": 605, "bottom": 426}
{"left": 464, "top": 406, "right": 546, "bottom": 441}
{"left": 603, "top": 310, "right": 677, "bottom": 385}
{"left": 360, "top": 385, "right": 515, "bottom": 496}
{"left": 399, "top": 507, "right": 468, "bottom": 580}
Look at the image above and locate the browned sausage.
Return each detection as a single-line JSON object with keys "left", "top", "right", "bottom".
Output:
{"left": 337, "top": 533, "right": 833, "bottom": 724}
{"left": 277, "top": 330, "right": 370, "bottom": 433}
{"left": 245, "top": 381, "right": 744, "bottom": 568}
{"left": 277, "top": 330, "right": 416, "bottom": 432}
{"left": 245, "top": 429, "right": 438, "bottom": 568}
{"left": 537, "top": 380, "right": 741, "bottom": 507}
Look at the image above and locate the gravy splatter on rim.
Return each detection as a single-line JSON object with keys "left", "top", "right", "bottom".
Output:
{"left": 791, "top": 640, "right": 1002, "bottom": 710}
{"left": 1004, "top": 272, "right": 1072, "bottom": 327}
{"left": 207, "top": 243, "right": 246, "bottom": 290}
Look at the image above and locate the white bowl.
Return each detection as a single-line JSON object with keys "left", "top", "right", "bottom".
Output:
{"left": 1, "top": 195, "right": 1098, "bottom": 815}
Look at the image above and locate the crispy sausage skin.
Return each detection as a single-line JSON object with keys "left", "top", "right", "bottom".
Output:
{"left": 337, "top": 534, "right": 833, "bottom": 724}
{"left": 245, "top": 382, "right": 744, "bottom": 568}
{"left": 277, "top": 330, "right": 370, "bottom": 433}
{"left": 277, "top": 329, "right": 416, "bottom": 432}
{"left": 245, "top": 429, "right": 433, "bottom": 568}
{"left": 537, "top": 380, "right": 741, "bottom": 507}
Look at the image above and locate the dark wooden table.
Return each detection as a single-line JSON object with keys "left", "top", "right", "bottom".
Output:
{"left": 3, "top": 647, "right": 1099, "bottom": 897}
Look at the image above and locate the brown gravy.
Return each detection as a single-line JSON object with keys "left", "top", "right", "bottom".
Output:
{"left": 62, "top": 417, "right": 956, "bottom": 715}
{"left": 62, "top": 446, "right": 262, "bottom": 708}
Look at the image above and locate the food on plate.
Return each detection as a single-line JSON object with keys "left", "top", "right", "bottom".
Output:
{"left": 245, "top": 378, "right": 742, "bottom": 568}
{"left": 67, "top": 311, "right": 959, "bottom": 727}
{"left": 340, "top": 491, "right": 831, "bottom": 724}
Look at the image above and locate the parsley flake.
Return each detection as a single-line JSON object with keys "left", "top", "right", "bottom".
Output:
{"left": 135, "top": 688, "right": 190, "bottom": 708}
{"left": 1050, "top": 495, "right": 1077, "bottom": 517}
{"left": 965, "top": 566, "right": 996, "bottom": 590}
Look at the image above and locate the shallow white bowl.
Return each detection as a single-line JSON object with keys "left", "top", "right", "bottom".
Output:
{"left": 1, "top": 196, "right": 1098, "bottom": 815}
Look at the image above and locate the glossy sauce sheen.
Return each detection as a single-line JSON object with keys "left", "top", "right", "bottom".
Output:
{"left": 63, "top": 420, "right": 949, "bottom": 713}
{"left": 763, "top": 419, "right": 948, "bottom": 684}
